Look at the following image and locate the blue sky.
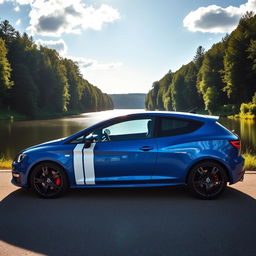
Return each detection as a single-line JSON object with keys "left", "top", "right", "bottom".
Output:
{"left": 0, "top": 0, "right": 254, "bottom": 93}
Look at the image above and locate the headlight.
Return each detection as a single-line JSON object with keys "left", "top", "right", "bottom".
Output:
{"left": 16, "top": 153, "right": 27, "bottom": 163}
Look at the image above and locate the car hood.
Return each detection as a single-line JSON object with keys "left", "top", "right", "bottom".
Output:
{"left": 23, "top": 137, "right": 66, "bottom": 153}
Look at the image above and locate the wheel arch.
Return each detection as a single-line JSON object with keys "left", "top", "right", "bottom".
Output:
{"left": 27, "top": 160, "right": 70, "bottom": 188}
{"left": 185, "top": 158, "right": 231, "bottom": 184}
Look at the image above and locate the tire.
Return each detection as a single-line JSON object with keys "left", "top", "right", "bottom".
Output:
{"left": 30, "top": 162, "right": 68, "bottom": 198}
{"left": 188, "top": 161, "right": 227, "bottom": 199}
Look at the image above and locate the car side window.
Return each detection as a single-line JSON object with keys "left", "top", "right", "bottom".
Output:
{"left": 70, "top": 134, "right": 85, "bottom": 144}
{"left": 158, "top": 117, "right": 203, "bottom": 137}
{"left": 92, "top": 118, "right": 154, "bottom": 142}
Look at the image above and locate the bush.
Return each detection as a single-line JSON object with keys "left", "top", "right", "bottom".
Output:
{"left": 252, "top": 92, "right": 256, "bottom": 104}
{"left": 219, "top": 104, "right": 239, "bottom": 115}
{"left": 240, "top": 103, "right": 250, "bottom": 114}
{"left": 242, "top": 153, "right": 256, "bottom": 170}
{"left": 249, "top": 104, "right": 256, "bottom": 115}
{"left": 240, "top": 103, "right": 256, "bottom": 115}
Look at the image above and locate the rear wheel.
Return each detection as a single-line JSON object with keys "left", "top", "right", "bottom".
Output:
{"left": 188, "top": 161, "right": 227, "bottom": 199}
{"left": 30, "top": 162, "right": 68, "bottom": 198}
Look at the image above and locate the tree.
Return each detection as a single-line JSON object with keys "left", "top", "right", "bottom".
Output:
{"left": 197, "top": 42, "right": 227, "bottom": 113}
{"left": 63, "top": 58, "right": 83, "bottom": 112}
{"left": 0, "top": 19, "right": 114, "bottom": 117}
{"left": 171, "top": 72, "right": 185, "bottom": 111}
{"left": 203, "top": 87, "right": 218, "bottom": 114}
{"left": 193, "top": 46, "right": 205, "bottom": 69}
{"left": 157, "top": 71, "right": 173, "bottom": 110}
{"left": 0, "top": 20, "right": 16, "bottom": 45}
{"left": 0, "top": 38, "right": 13, "bottom": 105}
{"left": 145, "top": 13, "right": 256, "bottom": 114}
{"left": 35, "top": 47, "right": 69, "bottom": 112}
{"left": 248, "top": 39, "right": 256, "bottom": 72}
{"left": 145, "top": 81, "right": 160, "bottom": 110}
{"left": 223, "top": 12, "right": 256, "bottom": 104}
{"left": 252, "top": 92, "right": 256, "bottom": 104}
{"left": 6, "top": 33, "right": 39, "bottom": 116}
{"left": 171, "top": 62, "right": 202, "bottom": 111}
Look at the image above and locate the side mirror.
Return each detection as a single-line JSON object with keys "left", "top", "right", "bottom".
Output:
{"left": 84, "top": 134, "right": 98, "bottom": 148}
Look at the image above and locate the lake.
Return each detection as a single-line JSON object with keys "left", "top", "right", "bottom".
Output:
{"left": 0, "top": 109, "right": 255, "bottom": 159}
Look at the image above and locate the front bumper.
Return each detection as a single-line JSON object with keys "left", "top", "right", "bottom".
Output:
{"left": 11, "top": 161, "right": 29, "bottom": 188}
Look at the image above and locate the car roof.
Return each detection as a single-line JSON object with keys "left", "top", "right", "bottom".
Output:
{"left": 119, "top": 111, "right": 219, "bottom": 122}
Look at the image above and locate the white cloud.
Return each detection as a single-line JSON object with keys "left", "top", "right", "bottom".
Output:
{"left": 36, "top": 38, "right": 68, "bottom": 55}
{"left": 0, "top": 1, "right": 120, "bottom": 36}
{"left": 13, "top": 0, "right": 34, "bottom": 5}
{"left": 26, "top": 0, "right": 120, "bottom": 36}
{"left": 0, "top": 0, "right": 34, "bottom": 4}
{"left": 183, "top": 0, "right": 256, "bottom": 33}
{"left": 15, "top": 19, "right": 21, "bottom": 25}
{"left": 0, "top": 0, "right": 32, "bottom": 5}
{"left": 69, "top": 56, "right": 123, "bottom": 71}
{"left": 15, "top": 0, "right": 33, "bottom": 4}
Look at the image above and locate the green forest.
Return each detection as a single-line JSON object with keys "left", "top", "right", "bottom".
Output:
{"left": 0, "top": 20, "right": 113, "bottom": 120}
{"left": 145, "top": 12, "right": 256, "bottom": 117}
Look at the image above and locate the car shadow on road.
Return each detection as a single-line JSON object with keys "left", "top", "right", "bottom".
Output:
{"left": 0, "top": 186, "right": 256, "bottom": 256}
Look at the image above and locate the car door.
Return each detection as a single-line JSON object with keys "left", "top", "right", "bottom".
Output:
{"left": 153, "top": 116, "right": 203, "bottom": 184}
{"left": 90, "top": 116, "right": 157, "bottom": 185}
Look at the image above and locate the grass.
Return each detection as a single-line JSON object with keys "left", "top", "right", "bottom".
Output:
{"left": 1, "top": 153, "right": 256, "bottom": 171}
{"left": 242, "top": 152, "right": 256, "bottom": 171}
{"left": 0, "top": 157, "right": 12, "bottom": 169}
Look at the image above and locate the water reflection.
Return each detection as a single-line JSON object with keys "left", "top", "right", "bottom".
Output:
{"left": 0, "top": 110, "right": 255, "bottom": 159}
{"left": 0, "top": 110, "right": 143, "bottom": 159}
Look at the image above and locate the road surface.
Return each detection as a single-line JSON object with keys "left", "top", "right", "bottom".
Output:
{"left": 0, "top": 171, "right": 255, "bottom": 256}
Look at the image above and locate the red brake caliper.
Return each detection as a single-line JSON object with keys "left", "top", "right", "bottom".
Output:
{"left": 213, "top": 174, "right": 218, "bottom": 184}
{"left": 55, "top": 177, "right": 61, "bottom": 186}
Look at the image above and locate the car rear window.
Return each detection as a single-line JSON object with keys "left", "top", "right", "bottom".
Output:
{"left": 157, "top": 117, "right": 203, "bottom": 137}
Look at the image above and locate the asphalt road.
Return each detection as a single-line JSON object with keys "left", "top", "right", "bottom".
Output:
{"left": 0, "top": 171, "right": 256, "bottom": 256}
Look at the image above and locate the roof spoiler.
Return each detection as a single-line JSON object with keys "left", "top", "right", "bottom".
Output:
{"left": 188, "top": 107, "right": 198, "bottom": 114}
{"left": 207, "top": 115, "right": 219, "bottom": 122}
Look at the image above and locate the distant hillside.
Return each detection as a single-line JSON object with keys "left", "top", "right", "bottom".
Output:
{"left": 109, "top": 93, "right": 146, "bottom": 109}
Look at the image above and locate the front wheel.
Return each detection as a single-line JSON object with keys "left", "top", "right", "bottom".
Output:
{"left": 30, "top": 162, "right": 68, "bottom": 198}
{"left": 188, "top": 161, "right": 227, "bottom": 199}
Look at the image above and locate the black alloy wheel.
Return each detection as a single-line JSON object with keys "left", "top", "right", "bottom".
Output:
{"left": 188, "top": 161, "right": 227, "bottom": 199}
{"left": 30, "top": 162, "right": 68, "bottom": 198}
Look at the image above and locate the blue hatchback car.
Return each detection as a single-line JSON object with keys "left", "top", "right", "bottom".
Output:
{"left": 12, "top": 112, "right": 244, "bottom": 199}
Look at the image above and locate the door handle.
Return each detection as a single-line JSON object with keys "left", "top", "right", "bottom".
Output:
{"left": 140, "top": 146, "right": 154, "bottom": 151}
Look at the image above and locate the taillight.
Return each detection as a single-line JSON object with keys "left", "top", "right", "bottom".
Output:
{"left": 230, "top": 140, "right": 241, "bottom": 149}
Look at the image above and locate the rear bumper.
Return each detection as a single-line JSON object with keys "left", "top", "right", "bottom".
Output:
{"left": 239, "top": 171, "right": 245, "bottom": 182}
{"left": 229, "top": 156, "right": 245, "bottom": 184}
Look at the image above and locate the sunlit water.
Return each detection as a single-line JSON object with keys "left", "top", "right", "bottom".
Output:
{"left": 0, "top": 109, "right": 255, "bottom": 159}
{"left": 0, "top": 109, "right": 144, "bottom": 159}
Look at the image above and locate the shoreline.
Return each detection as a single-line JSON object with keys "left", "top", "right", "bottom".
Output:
{"left": 0, "top": 108, "right": 115, "bottom": 122}
{"left": 228, "top": 114, "right": 256, "bottom": 120}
